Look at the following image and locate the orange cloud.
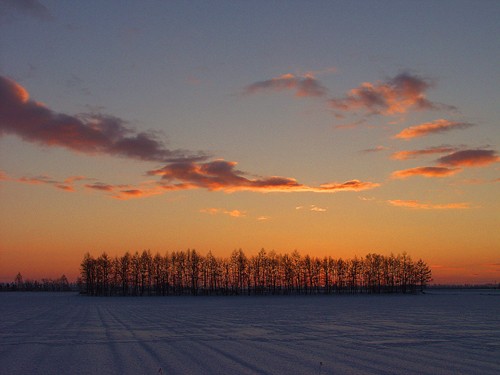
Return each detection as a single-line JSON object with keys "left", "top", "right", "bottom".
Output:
{"left": 112, "top": 186, "right": 166, "bottom": 200}
{"left": 394, "top": 119, "right": 474, "bottom": 139}
{"left": 256, "top": 216, "right": 271, "bottom": 221}
{"left": 391, "top": 145, "right": 460, "bottom": 160}
{"left": 437, "top": 149, "right": 499, "bottom": 167}
{"left": 296, "top": 205, "right": 327, "bottom": 212}
{"left": 18, "top": 175, "right": 72, "bottom": 190}
{"left": 148, "top": 160, "right": 380, "bottom": 193}
{"left": 391, "top": 166, "right": 460, "bottom": 179}
{"left": 85, "top": 183, "right": 115, "bottom": 192}
{"left": 5, "top": 173, "right": 89, "bottom": 192}
{"left": 388, "top": 199, "right": 471, "bottom": 210}
{"left": 0, "top": 75, "right": 206, "bottom": 163}
{"left": 200, "top": 208, "right": 247, "bottom": 218}
{"left": 317, "top": 180, "right": 380, "bottom": 192}
{"left": 243, "top": 73, "right": 327, "bottom": 97}
{"left": 330, "top": 73, "right": 450, "bottom": 115}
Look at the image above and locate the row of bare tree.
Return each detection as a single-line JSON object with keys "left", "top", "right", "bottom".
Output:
{"left": 80, "top": 249, "right": 432, "bottom": 296}
{"left": 0, "top": 273, "right": 72, "bottom": 292}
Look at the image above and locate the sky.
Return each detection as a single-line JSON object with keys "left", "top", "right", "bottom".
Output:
{"left": 0, "top": 0, "right": 499, "bottom": 284}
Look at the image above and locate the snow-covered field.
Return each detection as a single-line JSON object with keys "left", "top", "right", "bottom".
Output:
{"left": 1, "top": 291, "right": 499, "bottom": 374}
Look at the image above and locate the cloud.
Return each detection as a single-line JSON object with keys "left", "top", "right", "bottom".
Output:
{"left": 394, "top": 119, "right": 474, "bottom": 140}
{"left": 390, "top": 148, "right": 498, "bottom": 179}
{"left": 200, "top": 208, "right": 246, "bottom": 218}
{"left": 391, "top": 145, "right": 461, "bottom": 160}
{"left": 148, "top": 159, "right": 380, "bottom": 193}
{"left": 310, "top": 205, "right": 327, "bottom": 212}
{"left": 257, "top": 216, "right": 271, "bottom": 221}
{"left": 1, "top": 75, "right": 381, "bottom": 200}
{"left": 358, "top": 196, "right": 375, "bottom": 201}
{"left": 243, "top": 73, "right": 327, "bottom": 98}
{"left": 391, "top": 166, "right": 461, "bottom": 179}
{"left": 8, "top": 173, "right": 90, "bottom": 192}
{"left": 85, "top": 183, "right": 115, "bottom": 192}
{"left": 330, "top": 72, "right": 451, "bottom": 115}
{"left": 113, "top": 187, "right": 166, "bottom": 200}
{"left": 296, "top": 205, "right": 327, "bottom": 212}
{"left": 360, "top": 145, "right": 387, "bottom": 153}
{"left": 388, "top": 199, "right": 471, "bottom": 210}
{"left": 1, "top": 0, "right": 52, "bottom": 20}
{"left": 437, "top": 149, "right": 499, "bottom": 167}
{"left": 0, "top": 75, "right": 206, "bottom": 163}
{"left": 84, "top": 181, "right": 170, "bottom": 200}
{"left": 318, "top": 180, "right": 380, "bottom": 192}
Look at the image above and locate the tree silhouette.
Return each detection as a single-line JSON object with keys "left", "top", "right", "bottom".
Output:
{"left": 79, "top": 249, "right": 432, "bottom": 296}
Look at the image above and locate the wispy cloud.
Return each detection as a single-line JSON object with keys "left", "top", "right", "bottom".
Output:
{"left": 391, "top": 145, "right": 461, "bottom": 160}
{"left": 437, "top": 149, "right": 499, "bottom": 167}
{"left": 0, "top": 75, "right": 206, "bottom": 163}
{"left": 2, "top": 172, "right": 93, "bottom": 192}
{"left": 330, "top": 73, "right": 451, "bottom": 116}
{"left": 391, "top": 148, "right": 498, "bottom": 179}
{"left": 200, "top": 208, "right": 247, "bottom": 218}
{"left": 388, "top": 199, "right": 471, "bottom": 210}
{"left": 243, "top": 73, "right": 327, "bottom": 98}
{"left": 391, "top": 166, "right": 460, "bottom": 179}
{"left": 1, "top": 75, "right": 380, "bottom": 200}
{"left": 360, "top": 145, "right": 387, "bottom": 153}
{"left": 148, "top": 159, "right": 380, "bottom": 193}
{"left": 296, "top": 205, "right": 327, "bottom": 212}
{"left": 1, "top": 0, "right": 52, "bottom": 20}
{"left": 256, "top": 216, "right": 271, "bottom": 222}
{"left": 394, "top": 119, "right": 474, "bottom": 140}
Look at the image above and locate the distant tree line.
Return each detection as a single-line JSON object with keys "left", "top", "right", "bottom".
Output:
{"left": 80, "top": 249, "right": 432, "bottom": 296}
{"left": 0, "top": 273, "right": 73, "bottom": 292}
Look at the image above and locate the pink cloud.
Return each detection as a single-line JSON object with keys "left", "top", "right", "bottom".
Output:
{"left": 112, "top": 186, "right": 166, "bottom": 200}
{"left": 394, "top": 119, "right": 474, "bottom": 140}
{"left": 330, "top": 73, "right": 451, "bottom": 115}
{"left": 148, "top": 159, "right": 380, "bottom": 193}
{"left": 391, "top": 145, "right": 461, "bottom": 160}
{"left": 243, "top": 73, "right": 327, "bottom": 97}
{"left": 391, "top": 166, "right": 461, "bottom": 179}
{"left": 437, "top": 149, "right": 499, "bottom": 167}
{"left": 13, "top": 174, "right": 84, "bottom": 192}
{"left": 85, "top": 183, "right": 115, "bottom": 192}
{"left": 0, "top": 75, "right": 206, "bottom": 163}
{"left": 388, "top": 199, "right": 471, "bottom": 210}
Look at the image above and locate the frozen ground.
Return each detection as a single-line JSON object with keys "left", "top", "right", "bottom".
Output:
{"left": 0, "top": 291, "right": 499, "bottom": 374}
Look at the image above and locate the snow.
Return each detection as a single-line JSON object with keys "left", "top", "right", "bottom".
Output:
{"left": 0, "top": 291, "right": 499, "bottom": 374}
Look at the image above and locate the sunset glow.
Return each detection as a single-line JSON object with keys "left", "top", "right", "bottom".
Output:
{"left": 0, "top": 1, "right": 499, "bottom": 285}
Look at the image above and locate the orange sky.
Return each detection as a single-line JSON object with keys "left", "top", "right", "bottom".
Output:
{"left": 1, "top": 1, "right": 499, "bottom": 285}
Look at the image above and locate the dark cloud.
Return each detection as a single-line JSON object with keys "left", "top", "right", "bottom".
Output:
{"left": 148, "top": 159, "right": 380, "bottom": 193}
{"left": 437, "top": 149, "right": 499, "bottom": 167}
{"left": 243, "top": 73, "right": 327, "bottom": 98}
{"left": 391, "top": 145, "right": 462, "bottom": 160}
{"left": 0, "top": 0, "right": 52, "bottom": 20}
{"left": 391, "top": 166, "right": 461, "bottom": 179}
{"left": 0, "top": 75, "right": 207, "bottom": 163}
{"left": 360, "top": 146, "right": 387, "bottom": 153}
{"left": 330, "top": 73, "right": 453, "bottom": 115}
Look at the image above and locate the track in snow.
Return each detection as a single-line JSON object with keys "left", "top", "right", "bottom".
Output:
{"left": 0, "top": 291, "right": 499, "bottom": 374}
